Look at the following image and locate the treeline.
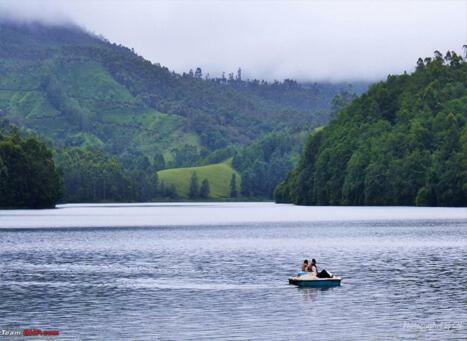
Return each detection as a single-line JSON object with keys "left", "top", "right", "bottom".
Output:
{"left": 55, "top": 147, "right": 181, "bottom": 203}
{"left": 0, "top": 128, "right": 304, "bottom": 207}
{"left": 0, "top": 121, "right": 183, "bottom": 207}
{"left": 0, "top": 124, "right": 62, "bottom": 208}
{"left": 92, "top": 41, "right": 353, "bottom": 150}
{"left": 184, "top": 66, "right": 358, "bottom": 114}
{"left": 275, "top": 52, "right": 467, "bottom": 206}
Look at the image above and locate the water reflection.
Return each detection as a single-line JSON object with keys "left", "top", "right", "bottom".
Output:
{"left": 298, "top": 286, "right": 337, "bottom": 301}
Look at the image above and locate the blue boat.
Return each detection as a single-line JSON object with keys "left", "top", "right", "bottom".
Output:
{"left": 288, "top": 272, "right": 342, "bottom": 288}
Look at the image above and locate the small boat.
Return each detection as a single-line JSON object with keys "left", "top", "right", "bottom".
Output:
{"left": 288, "top": 272, "right": 342, "bottom": 288}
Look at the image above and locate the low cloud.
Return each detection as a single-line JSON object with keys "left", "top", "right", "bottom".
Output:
{"left": 0, "top": 0, "right": 465, "bottom": 81}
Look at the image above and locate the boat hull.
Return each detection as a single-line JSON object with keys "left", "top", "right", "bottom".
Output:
{"left": 288, "top": 277, "right": 341, "bottom": 288}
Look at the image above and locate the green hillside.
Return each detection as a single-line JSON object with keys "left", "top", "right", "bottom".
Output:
{"left": 0, "top": 23, "right": 199, "bottom": 160}
{"left": 0, "top": 20, "right": 356, "bottom": 163}
{"left": 157, "top": 159, "right": 240, "bottom": 199}
{"left": 275, "top": 52, "right": 467, "bottom": 206}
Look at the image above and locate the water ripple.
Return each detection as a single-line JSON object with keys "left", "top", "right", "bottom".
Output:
{"left": 0, "top": 207, "right": 466, "bottom": 340}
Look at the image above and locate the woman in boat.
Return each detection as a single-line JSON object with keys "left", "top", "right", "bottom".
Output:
{"left": 301, "top": 259, "right": 309, "bottom": 272}
{"left": 307, "top": 259, "right": 318, "bottom": 273}
{"left": 310, "top": 259, "right": 333, "bottom": 278}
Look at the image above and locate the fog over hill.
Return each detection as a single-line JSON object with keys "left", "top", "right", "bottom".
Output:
{"left": 0, "top": 0, "right": 465, "bottom": 82}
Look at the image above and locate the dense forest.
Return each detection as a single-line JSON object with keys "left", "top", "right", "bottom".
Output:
{"left": 55, "top": 147, "right": 157, "bottom": 203}
{"left": 0, "top": 122, "right": 62, "bottom": 208}
{"left": 275, "top": 52, "right": 467, "bottom": 206}
{"left": 232, "top": 131, "right": 305, "bottom": 198}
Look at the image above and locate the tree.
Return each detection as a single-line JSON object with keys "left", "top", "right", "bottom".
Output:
{"left": 166, "top": 184, "right": 178, "bottom": 199}
{"left": 189, "top": 171, "right": 199, "bottom": 198}
{"left": 153, "top": 152, "right": 166, "bottom": 171}
{"left": 230, "top": 173, "right": 238, "bottom": 198}
{"left": 236, "top": 68, "right": 242, "bottom": 81}
{"left": 157, "top": 180, "right": 177, "bottom": 199}
{"left": 194, "top": 67, "right": 203, "bottom": 79}
{"left": 330, "top": 91, "right": 356, "bottom": 118}
{"left": 200, "top": 179, "right": 210, "bottom": 199}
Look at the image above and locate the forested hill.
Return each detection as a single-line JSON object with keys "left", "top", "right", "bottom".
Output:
{"left": 275, "top": 52, "right": 467, "bottom": 206}
{"left": 0, "top": 20, "right": 355, "bottom": 161}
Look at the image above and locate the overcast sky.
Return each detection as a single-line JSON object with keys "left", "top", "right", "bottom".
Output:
{"left": 0, "top": 0, "right": 466, "bottom": 81}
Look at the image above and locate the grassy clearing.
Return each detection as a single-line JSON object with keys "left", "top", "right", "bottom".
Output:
{"left": 157, "top": 158, "right": 241, "bottom": 199}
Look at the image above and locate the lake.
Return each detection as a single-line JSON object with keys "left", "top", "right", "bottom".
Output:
{"left": 0, "top": 203, "right": 466, "bottom": 340}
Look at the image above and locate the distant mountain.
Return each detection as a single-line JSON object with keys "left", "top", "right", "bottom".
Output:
{"left": 275, "top": 52, "right": 467, "bottom": 206}
{"left": 0, "top": 20, "right": 361, "bottom": 164}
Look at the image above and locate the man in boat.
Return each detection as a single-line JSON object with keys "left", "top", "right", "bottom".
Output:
{"left": 301, "top": 259, "right": 309, "bottom": 272}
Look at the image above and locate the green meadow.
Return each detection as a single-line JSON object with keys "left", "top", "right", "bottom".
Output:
{"left": 157, "top": 159, "right": 241, "bottom": 199}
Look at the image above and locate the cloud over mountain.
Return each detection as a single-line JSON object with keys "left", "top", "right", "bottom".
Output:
{"left": 0, "top": 0, "right": 465, "bottom": 81}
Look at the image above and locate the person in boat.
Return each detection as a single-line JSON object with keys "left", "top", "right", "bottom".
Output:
{"left": 307, "top": 258, "right": 318, "bottom": 273}
{"left": 307, "top": 259, "right": 333, "bottom": 278}
{"left": 310, "top": 259, "right": 333, "bottom": 278}
{"left": 301, "top": 259, "right": 309, "bottom": 272}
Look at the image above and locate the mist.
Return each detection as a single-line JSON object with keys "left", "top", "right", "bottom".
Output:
{"left": 0, "top": 0, "right": 465, "bottom": 82}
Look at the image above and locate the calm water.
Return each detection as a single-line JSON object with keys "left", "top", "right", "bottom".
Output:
{"left": 0, "top": 203, "right": 466, "bottom": 340}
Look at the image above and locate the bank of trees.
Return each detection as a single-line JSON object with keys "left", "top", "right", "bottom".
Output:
{"left": 55, "top": 147, "right": 179, "bottom": 203}
{"left": 275, "top": 52, "right": 467, "bottom": 206}
{"left": 0, "top": 127, "right": 62, "bottom": 208}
